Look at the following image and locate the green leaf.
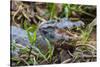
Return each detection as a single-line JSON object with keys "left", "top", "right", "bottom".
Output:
{"left": 33, "top": 31, "right": 37, "bottom": 43}
{"left": 64, "top": 6, "right": 69, "bottom": 18}
{"left": 45, "top": 38, "right": 54, "bottom": 61}
{"left": 24, "top": 19, "right": 28, "bottom": 30}
{"left": 27, "top": 31, "right": 33, "bottom": 44}
{"left": 26, "top": 27, "right": 33, "bottom": 32}
{"left": 48, "top": 3, "right": 56, "bottom": 19}
{"left": 26, "top": 24, "right": 37, "bottom": 32}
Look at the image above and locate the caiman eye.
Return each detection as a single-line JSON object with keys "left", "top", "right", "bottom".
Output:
{"left": 42, "top": 30, "right": 48, "bottom": 34}
{"left": 73, "top": 24, "right": 76, "bottom": 28}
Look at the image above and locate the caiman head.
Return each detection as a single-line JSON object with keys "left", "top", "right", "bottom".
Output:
{"left": 39, "top": 18, "right": 84, "bottom": 43}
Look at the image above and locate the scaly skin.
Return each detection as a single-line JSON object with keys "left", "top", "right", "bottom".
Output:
{"left": 11, "top": 18, "right": 84, "bottom": 57}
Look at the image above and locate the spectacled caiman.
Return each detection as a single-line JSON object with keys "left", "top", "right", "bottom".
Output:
{"left": 11, "top": 18, "right": 84, "bottom": 57}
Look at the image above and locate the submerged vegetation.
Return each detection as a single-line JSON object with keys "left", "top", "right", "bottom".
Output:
{"left": 10, "top": 1, "right": 96, "bottom": 66}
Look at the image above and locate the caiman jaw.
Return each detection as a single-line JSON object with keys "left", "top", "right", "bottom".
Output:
{"left": 55, "top": 29, "right": 79, "bottom": 41}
